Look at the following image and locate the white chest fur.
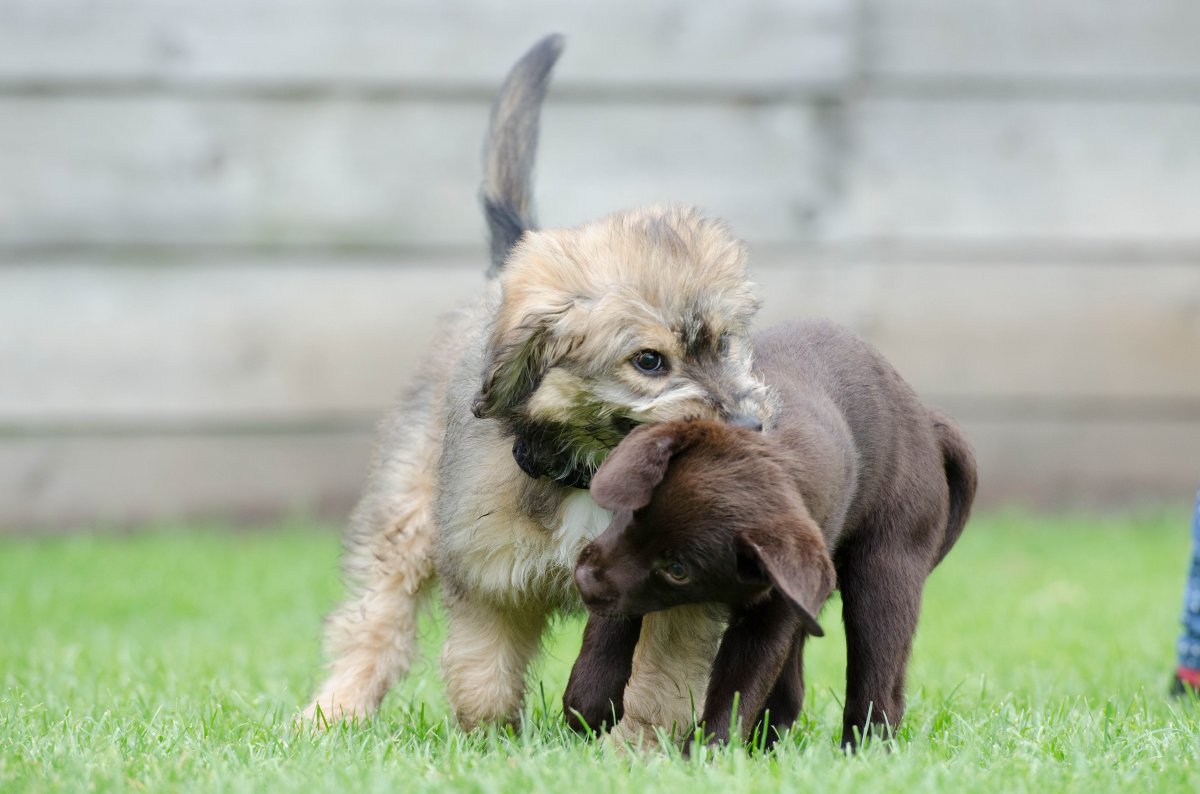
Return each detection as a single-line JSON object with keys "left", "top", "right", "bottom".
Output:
{"left": 553, "top": 490, "right": 613, "bottom": 570}
{"left": 453, "top": 488, "right": 613, "bottom": 605}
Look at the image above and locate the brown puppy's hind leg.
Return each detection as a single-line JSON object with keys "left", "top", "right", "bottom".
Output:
{"left": 836, "top": 536, "right": 928, "bottom": 749}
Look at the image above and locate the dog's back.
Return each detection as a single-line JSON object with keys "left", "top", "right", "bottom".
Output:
{"left": 752, "top": 319, "right": 976, "bottom": 568}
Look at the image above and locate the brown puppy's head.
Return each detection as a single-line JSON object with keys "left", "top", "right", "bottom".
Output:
{"left": 574, "top": 420, "right": 836, "bottom": 635}
{"left": 471, "top": 205, "right": 770, "bottom": 483}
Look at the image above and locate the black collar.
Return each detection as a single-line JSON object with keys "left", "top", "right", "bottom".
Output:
{"left": 512, "top": 437, "right": 593, "bottom": 490}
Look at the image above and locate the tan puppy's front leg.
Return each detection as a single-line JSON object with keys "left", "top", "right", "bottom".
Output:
{"left": 610, "top": 603, "right": 726, "bottom": 751}
{"left": 304, "top": 486, "right": 436, "bottom": 725}
{"left": 441, "top": 592, "right": 548, "bottom": 731}
{"left": 305, "top": 575, "right": 431, "bottom": 724}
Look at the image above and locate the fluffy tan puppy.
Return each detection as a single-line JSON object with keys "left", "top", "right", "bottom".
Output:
{"left": 304, "top": 35, "right": 769, "bottom": 736}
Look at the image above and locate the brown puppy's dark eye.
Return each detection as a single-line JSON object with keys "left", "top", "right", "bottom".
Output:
{"left": 663, "top": 561, "right": 689, "bottom": 583}
{"left": 631, "top": 350, "right": 668, "bottom": 375}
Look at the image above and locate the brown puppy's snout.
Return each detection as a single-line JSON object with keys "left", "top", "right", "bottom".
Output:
{"left": 574, "top": 544, "right": 616, "bottom": 607}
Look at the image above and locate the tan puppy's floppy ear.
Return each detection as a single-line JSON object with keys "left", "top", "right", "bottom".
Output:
{"left": 472, "top": 304, "right": 572, "bottom": 420}
{"left": 589, "top": 422, "right": 692, "bottom": 510}
{"left": 736, "top": 516, "right": 836, "bottom": 637}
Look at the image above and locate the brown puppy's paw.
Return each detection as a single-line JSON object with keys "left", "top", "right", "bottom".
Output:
{"left": 562, "top": 686, "right": 623, "bottom": 735}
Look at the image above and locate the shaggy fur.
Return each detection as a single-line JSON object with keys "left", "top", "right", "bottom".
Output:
{"left": 568, "top": 320, "right": 979, "bottom": 750}
{"left": 303, "top": 35, "right": 770, "bottom": 733}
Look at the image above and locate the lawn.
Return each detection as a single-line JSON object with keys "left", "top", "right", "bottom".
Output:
{"left": 2, "top": 512, "right": 1197, "bottom": 792}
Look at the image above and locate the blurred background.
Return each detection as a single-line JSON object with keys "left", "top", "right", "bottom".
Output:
{"left": 1, "top": 0, "right": 1197, "bottom": 531}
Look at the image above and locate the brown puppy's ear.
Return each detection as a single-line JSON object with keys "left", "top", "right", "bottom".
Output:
{"left": 589, "top": 423, "right": 691, "bottom": 511}
{"left": 737, "top": 516, "right": 836, "bottom": 637}
{"left": 472, "top": 304, "right": 574, "bottom": 420}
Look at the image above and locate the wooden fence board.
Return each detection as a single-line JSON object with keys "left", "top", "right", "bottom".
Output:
{"left": 3, "top": 418, "right": 1196, "bottom": 531}
{"left": 2, "top": 256, "right": 1197, "bottom": 426}
{"left": 866, "top": 0, "right": 1200, "bottom": 81}
{"left": 0, "top": 0, "right": 851, "bottom": 88}
{"left": 963, "top": 417, "right": 1200, "bottom": 510}
{"left": 836, "top": 99, "right": 1200, "bottom": 243}
{"left": 830, "top": 260, "right": 1200, "bottom": 404}
{"left": 0, "top": 97, "right": 826, "bottom": 247}
{"left": 0, "top": 431, "right": 373, "bottom": 532}
{"left": 0, "top": 258, "right": 486, "bottom": 421}
{"left": 8, "top": 97, "right": 1200, "bottom": 248}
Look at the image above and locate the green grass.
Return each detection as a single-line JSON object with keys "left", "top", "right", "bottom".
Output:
{"left": 2, "top": 512, "right": 1198, "bottom": 792}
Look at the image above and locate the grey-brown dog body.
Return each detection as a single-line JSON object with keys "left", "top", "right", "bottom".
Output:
{"left": 569, "top": 319, "right": 978, "bottom": 749}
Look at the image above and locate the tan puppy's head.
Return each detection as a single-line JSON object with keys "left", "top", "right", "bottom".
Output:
{"left": 471, "top": 204, "right": 770, "bottom": 484}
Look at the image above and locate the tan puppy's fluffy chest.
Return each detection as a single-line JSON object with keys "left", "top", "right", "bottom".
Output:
{"left": 451, "top": 453, "right": 613, "bottom": 606}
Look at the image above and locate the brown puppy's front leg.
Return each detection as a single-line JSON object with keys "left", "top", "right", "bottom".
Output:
{"left": 755, "top": 631, "right": 806, "bottom": 748}
{"left": 690, "top": 593, "right": 801, "bottom": 751}
{"left": 563, "top": 614, "right": 643, "bottom": 733}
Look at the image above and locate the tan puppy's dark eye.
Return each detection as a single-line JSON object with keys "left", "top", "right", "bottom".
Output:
{"left": 663, "top": 561, "right": 689, "bottom": 583}
{"left": 631, "top": 350, "right": 668, "bottom": 375}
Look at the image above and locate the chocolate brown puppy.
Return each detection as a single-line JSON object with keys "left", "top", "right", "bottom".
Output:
{"left": 568, "top": 318, "right": 977, "bottom": 749}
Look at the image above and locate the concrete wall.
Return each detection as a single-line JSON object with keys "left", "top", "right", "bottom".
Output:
{"left": 2, "top": 0, "right": 1198, "bottom": 529}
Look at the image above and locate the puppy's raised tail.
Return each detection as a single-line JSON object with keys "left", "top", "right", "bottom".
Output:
{"left": 482, "top": 34, "right": 564, "bottom": 276}
{"left": 930, "top": 410, "right": 978, "bottom": 567}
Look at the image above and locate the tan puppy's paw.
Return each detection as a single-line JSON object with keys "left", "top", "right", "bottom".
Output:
{"left": 295, "top": 694, "right": 369, "bottom": 732}
{"left": 606, "top": 718, "right": 661, "bottom": 755}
